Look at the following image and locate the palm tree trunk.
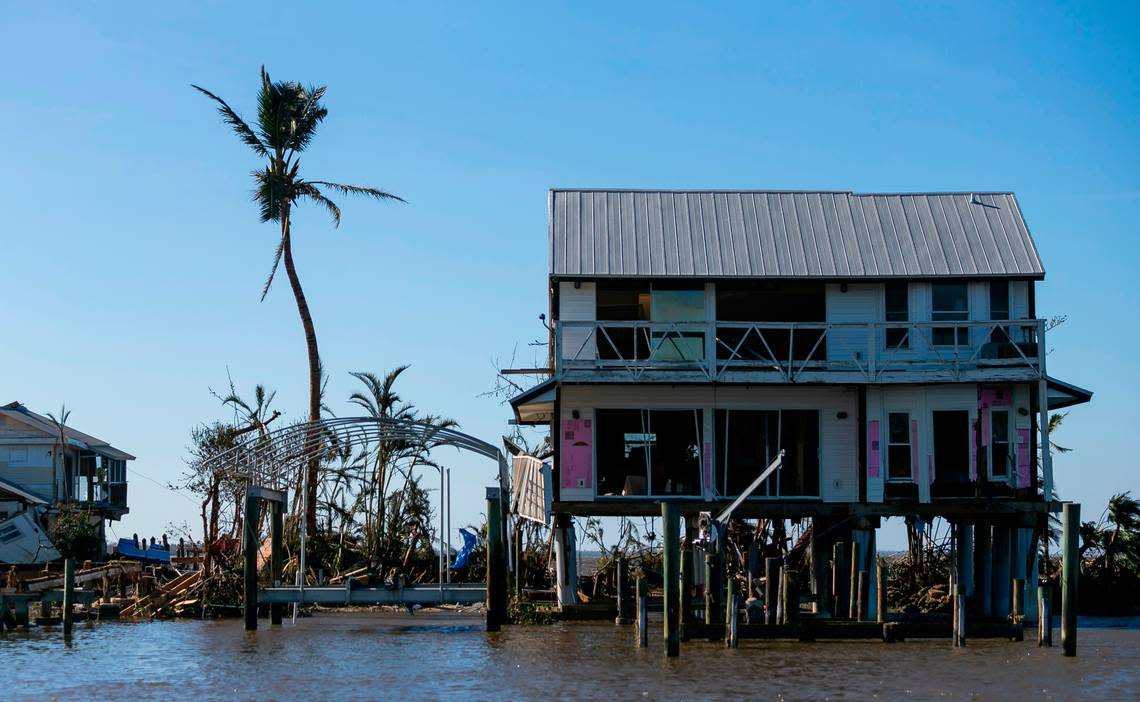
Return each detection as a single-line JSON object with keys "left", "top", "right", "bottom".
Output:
{"left": 280, "top": 209, "right": 322, "bottom": 533}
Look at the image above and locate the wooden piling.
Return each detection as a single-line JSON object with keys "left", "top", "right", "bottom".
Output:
{"left": 270, "top": 502, "right": 283, "bottom": 626}
{"left": 485, "top": 488, "right": 506, "bottom": 632}
{"left": 785, "top": 569, "right": 799, "bottom": 624}
{"left": 615, "top": 556, "right": 632, "bottom": 625}
{"left": 1011, "top": 577, "right": 1025, "bottom": 641}
{"left": 856, "top": 570, "right": 869, "bottom": 622}
{"left": 636, "top": 576, "right": 648, "bottom": 647}
{"left": 764, "top": 557, "right": 780, "bottom": 625}
{"left": 955, "top": 584, "right": 966, "bottom": 647}
{"left": 1037, "top": 581, "right": 1053, "bottom": 647}
{"left": 680, "top": 521, "right": 694, "bottom": 641}
{"left": 62, "top": 557, "right": 75, "bottom": 637}
{"left": 1062, "top": 502, "right": 1079, "bottom": 656}
{"left": 725, "top": 577, "right": 738, "bottom": 648}
{"left": 704, "top": 553, "right": 715, "bottom": 626}
{"left": 243, "top": 491, "right": 259, "bottom": 631}
{"left": 812, "top": 535, "right": 830, "bottom": 617}
{"left": 876, "top": 558, "right": 886, "bottom": 623}
{"left": 662, "top": 502, "right": 680, "bottom": 657}
{"left": 832, "top": 542, "right": 848, "bottom": 620}
{"left": 849, "top": 540, "right": 860, "bottom": 620}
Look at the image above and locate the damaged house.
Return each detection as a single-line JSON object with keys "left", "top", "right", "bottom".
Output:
{"left": 511, "top": 189, "right": 1091, "bottom": 619}
{"left": 0, "top": 401, "right": 131, "bottom": 563}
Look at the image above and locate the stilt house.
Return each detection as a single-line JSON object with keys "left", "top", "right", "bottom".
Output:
{"left": 511, "top": 189, "right": 1091, "bottom": 618}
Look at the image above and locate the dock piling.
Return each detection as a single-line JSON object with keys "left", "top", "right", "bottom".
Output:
{"left": 856, "top": 570, "right": 869, "bottom": 622}
{"left": 1062, "top": 502, "right": 1079, "bottom": 656}
{"left": 662, "top": 502, "right": 680, "bottom": 657}
{"left": 1037, "top": 580, "right": 1053, "bottom": 647}
{"left": 62, "top": 557, "right": 75, "bottom": 637}
{"left": 270, "top": 502, "right": 283, "bottom": 626}
{"left": 848, "top": 541, "right": 860, "bottom": 620}
{"left": 636, "top": 576, "right": 648, "bottom": 647}
{"left": 876, "top": 558, "right": 886, "bottom": 623}
{"left": 243, "top": 491, "right": 259, "bottom": 631}
{"left": 485, "top": 487, "right": 506, "bottom": 632}
{"left": 725, "top": 577, "right": 738, "bottom": 648}
{"left": 764, "top": 557, "right": 780, "bottom": 625}
{"left": 615, "top": 556, "right": 632, "bottom": 625}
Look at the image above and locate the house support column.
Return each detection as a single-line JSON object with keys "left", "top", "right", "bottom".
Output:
{"left": 992, "top": 527, "right": 1012, "bottom": 619}
{"left": 486, "top": 487, "right": 507, "bottom": 631}
{"left": 270, "top": 501, "right": 283, "bottom": 626}
{"left": 243, "top": 490, "right": 259, "bottom": 631}
{"left": 552, "top": 513, "right": 578, "bottom": 608}
{"left": 1062, "top": 502, "right": 1079, "bottom": 656}
{"left": 975, "top": 524, "right": 993, "bottom": 617}
{"left": 662, "top": 501, "right": 680, "bottom": 657}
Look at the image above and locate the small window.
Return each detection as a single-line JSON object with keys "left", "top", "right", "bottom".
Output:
{"left": 990, "top": 410, "right": 1011, "bottom": 479}
{"left": 932, "top": 283, "right": 969, "bottom": 346}
{"left": 887, "top": 412, "right": 912, "bottom": 480}
{"left": 885, "top": 283, "right": 910, "bottom": 350}
{"left": 990, "top": 281, "right": 1011, "bottom": 343}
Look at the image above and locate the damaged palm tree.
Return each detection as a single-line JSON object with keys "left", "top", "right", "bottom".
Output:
{"left": 194, "top": 67, "right": 404, "bottom": 532}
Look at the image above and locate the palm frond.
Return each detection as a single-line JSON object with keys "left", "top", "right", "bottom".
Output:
{"left": 192, "top": 84, "right": 269, "bottom": 157}
{"left": 261, "top": 235, "right": 285, "bottom": 302}
{"left": 297, "top": 183, "right": 342, "bottom": 227}
{"left": 308, "top": 181, "right": 406, "bottom": 204}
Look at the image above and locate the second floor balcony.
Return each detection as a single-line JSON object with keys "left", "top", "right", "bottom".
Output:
{"left": 555, "top": 318, "right": 1045, "bottom": 384}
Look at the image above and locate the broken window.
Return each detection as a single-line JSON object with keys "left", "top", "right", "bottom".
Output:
{"left": 595, "top": 409, "right": 703, "bottom": 497}
{"left": 596, "top": 284, "right": 650, "bottom": 360}
{"left": 990, "top": 280, "right": 1011, "bottom": 343}
{"left": 990, "top": 410, "right": 1011, "bottom": 480}
{"left": 931, "top": 283, "right": 969, "bottom": 346}
{"left": 649, "top": 287, "right": 706, "bottom": 362}
{"left": 887, "top": 412, "right": 912, "bottom": 480}
{"left": 884, "top": 282, "right": 910, "bottom": 350}
{"left": 716, "top": 282, "right": 826, "bottom": 362}
{"left": 714, "top": 409, "right": 820, "bottom": 497}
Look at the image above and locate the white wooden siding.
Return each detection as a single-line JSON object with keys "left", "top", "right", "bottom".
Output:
{"left": 825, "top": 283, "right": 877, "bottom": 362}
{"left": 559, "top": 385, "right": 859, "bottom": 503}
{"left": 559, "top": 282, "right": 596, "bottom": 361}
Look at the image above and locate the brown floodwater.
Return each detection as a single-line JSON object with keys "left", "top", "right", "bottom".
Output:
{"left": 2, "top": 613, "right": 1138, "bottom": 701}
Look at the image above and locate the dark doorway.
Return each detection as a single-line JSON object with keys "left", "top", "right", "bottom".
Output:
{"left": 932, "top": 410, "right": 971, "bottom": 498}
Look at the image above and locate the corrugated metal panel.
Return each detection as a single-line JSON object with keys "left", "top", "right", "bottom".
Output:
{"left": 550, "top": 190, "right": 1045, "bottom": 279}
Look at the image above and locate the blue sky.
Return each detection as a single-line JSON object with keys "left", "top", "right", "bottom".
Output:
{"left": 2, "top": 2, "right": 1136, "bottom": 550}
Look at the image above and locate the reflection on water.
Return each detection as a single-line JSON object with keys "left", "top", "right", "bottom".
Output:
{"left": 3, "top": 613, "right": 1139, "bottom": 701}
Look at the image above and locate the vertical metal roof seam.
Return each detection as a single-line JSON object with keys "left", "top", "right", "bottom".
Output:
{"left": 960, "top": 195, "right": 992, "bottom": 273}
{"left": 904, "top": 196, "right": 937, "bottom": 274}
{"left": 986, "top": 195, "right": 1020, "bottom": 274}
{"left": 973, "top": 194, "right": 1006, "bottom": 274}
{"left": 936, "top": 195, "right": 967, "bottom": 274}
{"left": 849, "top": 195, "right": 879, "bottom": 274}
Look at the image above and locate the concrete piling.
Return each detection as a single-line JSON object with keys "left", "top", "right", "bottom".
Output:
{"left": 1037, "top": 580, "right": 1053, "bottom": 647}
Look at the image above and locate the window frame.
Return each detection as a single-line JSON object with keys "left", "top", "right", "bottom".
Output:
{"left": 885, "top": 410, "right": 913, "bottom": 482}
{"left": 931, "top": 282, "right": 970, "bottom": 347}
{"left": 884, "top": 282, "right": 910, "bottom": 351}
{"left": 987, "top": 408, "right": 1014, "bottom": 482}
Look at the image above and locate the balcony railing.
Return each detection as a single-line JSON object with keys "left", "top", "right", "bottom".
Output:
{"left": 555, "top": 319, "right": 1045, "bottom": 383}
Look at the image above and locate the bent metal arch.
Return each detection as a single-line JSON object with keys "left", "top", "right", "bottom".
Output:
{"left": 202, "top": 417, "right": 510, "bottom": 631}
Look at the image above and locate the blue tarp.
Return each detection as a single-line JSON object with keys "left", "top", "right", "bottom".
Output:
{"left": 116, "top": 538, "right": 171, "bottom": 563}
{"left": 450, "top": 528, "right": 477, "bottom": 571}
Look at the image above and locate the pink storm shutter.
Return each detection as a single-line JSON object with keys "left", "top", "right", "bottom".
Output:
{"left": 561, "top": 419, "right": 593, "bottom": 490}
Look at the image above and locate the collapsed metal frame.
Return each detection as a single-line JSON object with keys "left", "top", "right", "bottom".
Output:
{"left": 201, "top": 417, "right": 510, "bottom": 630}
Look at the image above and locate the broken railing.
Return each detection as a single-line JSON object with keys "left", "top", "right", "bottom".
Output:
{"left": 555, "top": 319, "right": 1045, "bottom": 382}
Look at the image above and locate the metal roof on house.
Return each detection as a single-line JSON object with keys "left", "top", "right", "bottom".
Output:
{"left": 549, "top": 190, "right": 1045, "bottom": 279}
{"left": 0, "top": 402, "right": 135, "bottom": 461}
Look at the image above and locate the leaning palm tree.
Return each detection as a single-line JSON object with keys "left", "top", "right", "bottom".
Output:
{"left": 194, "top": 67, "right": 404, "bottom": 530}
